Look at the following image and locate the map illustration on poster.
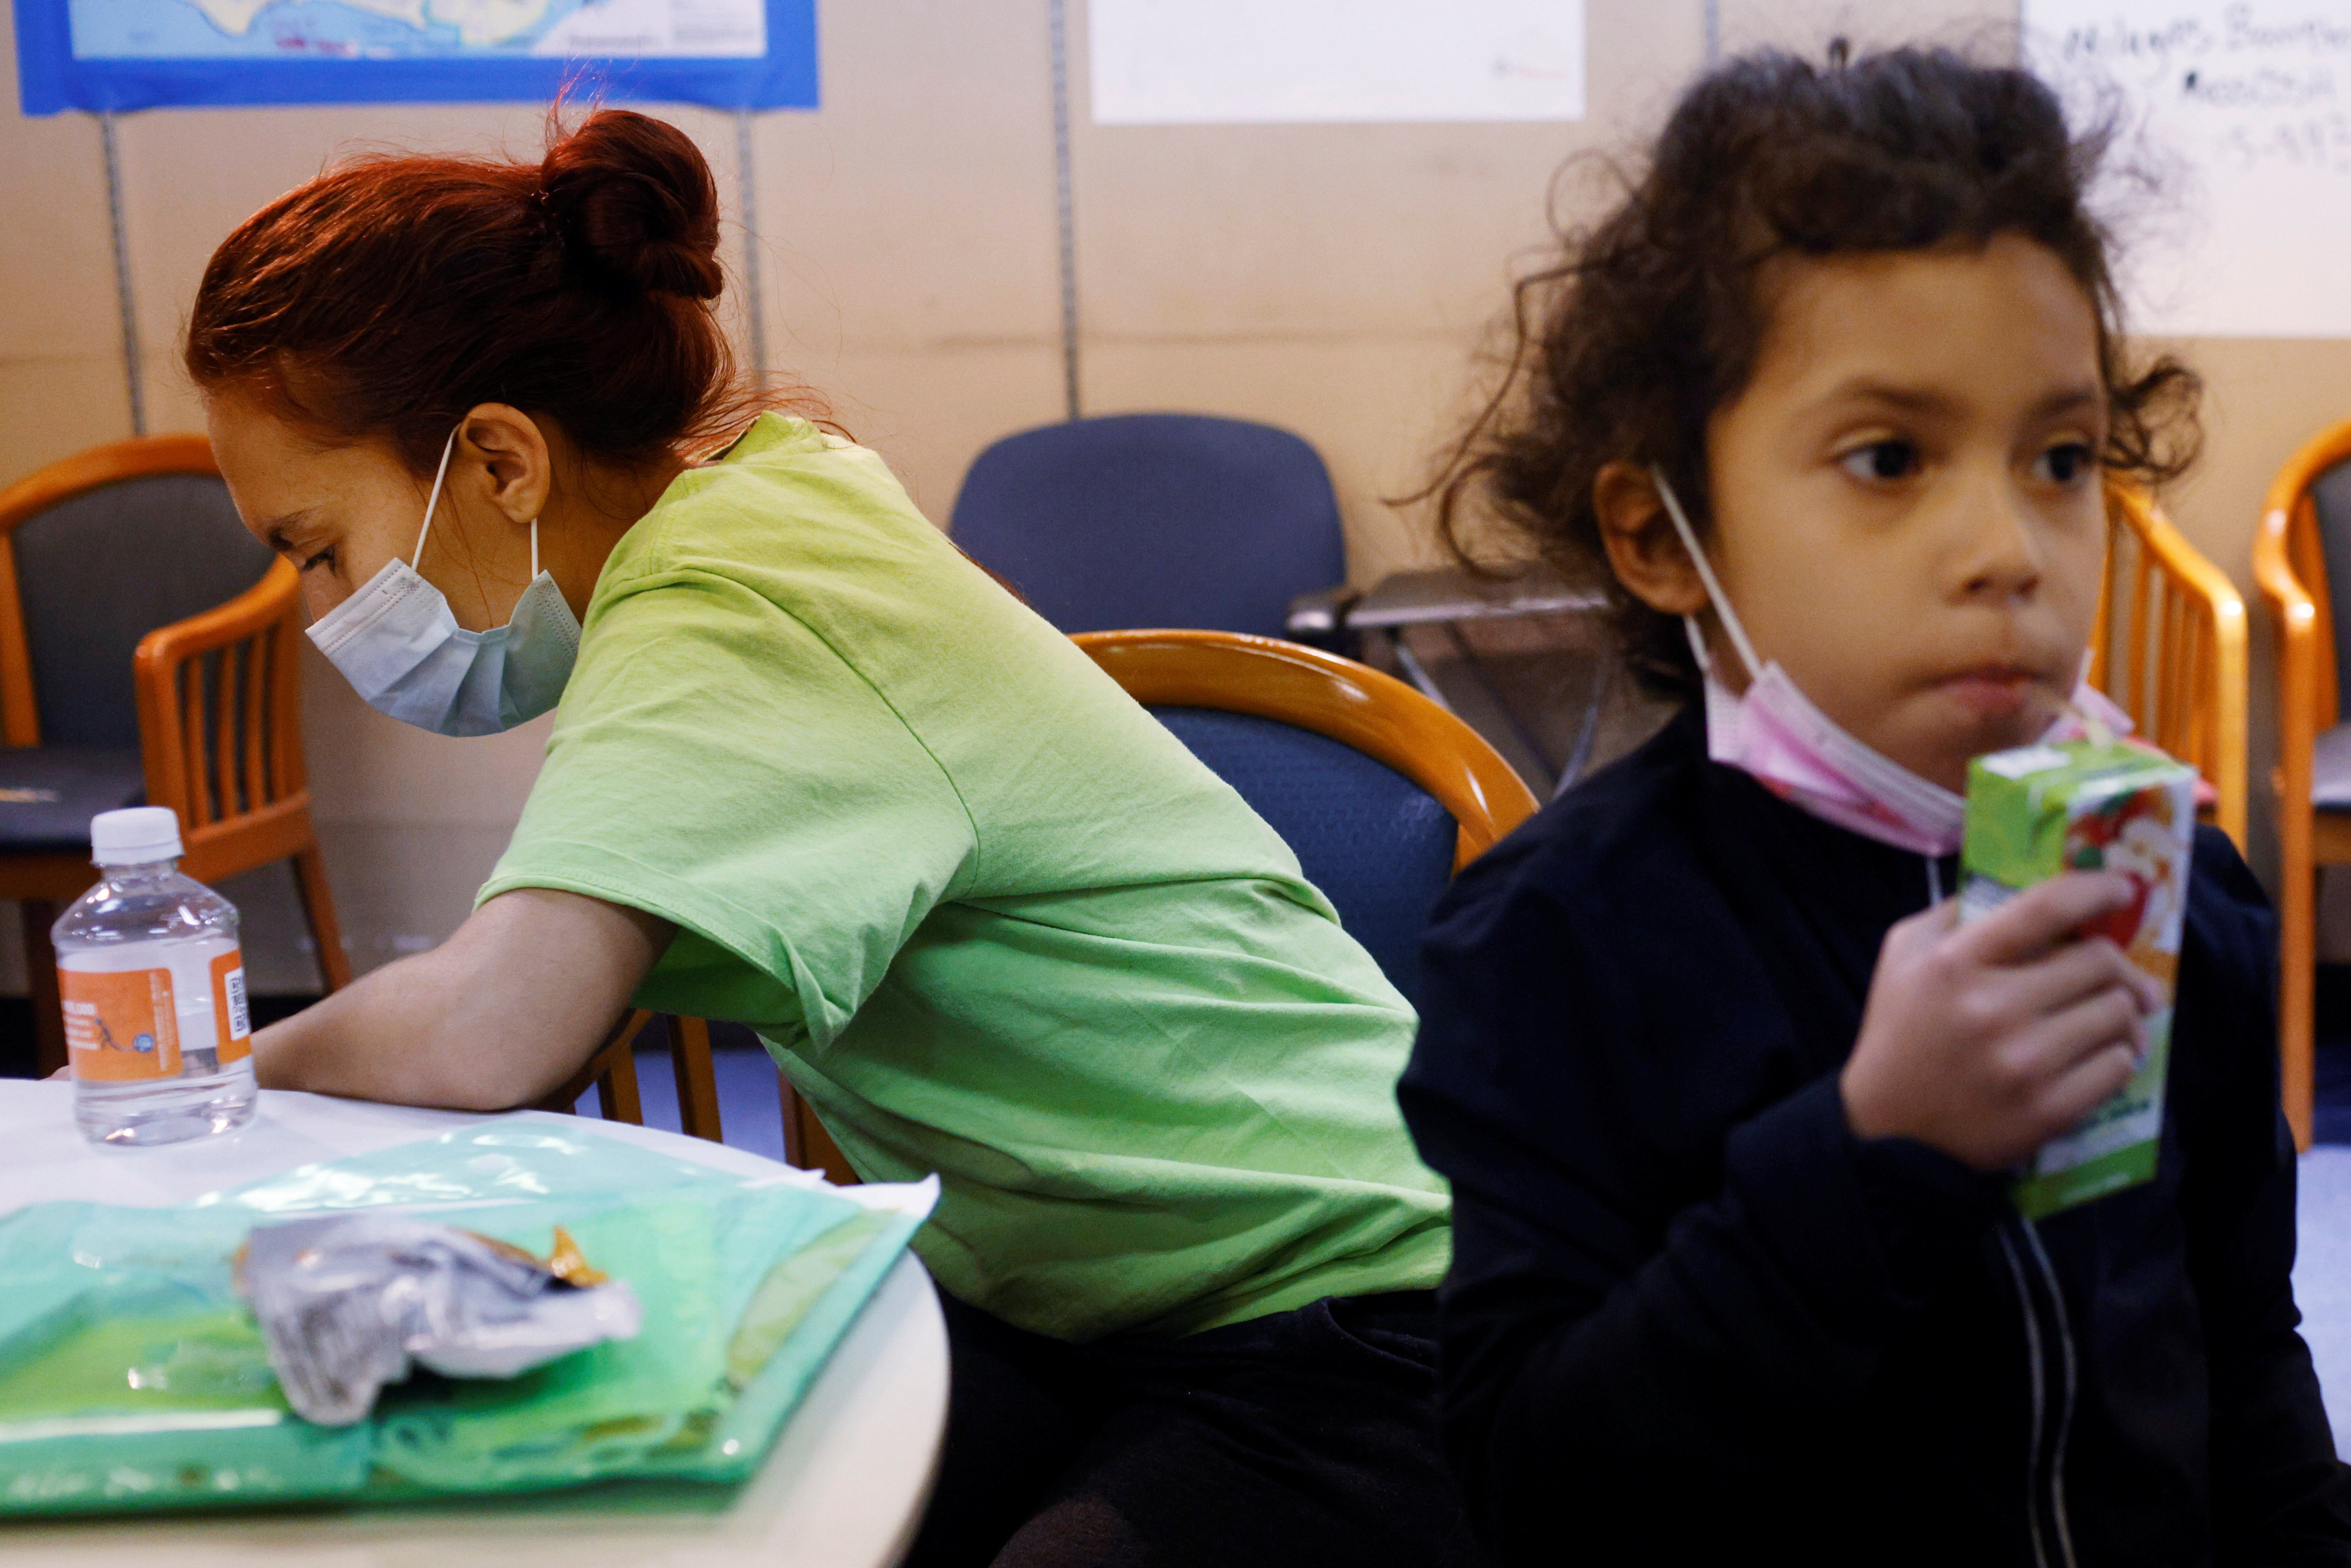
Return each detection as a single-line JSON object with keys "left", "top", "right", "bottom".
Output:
{"left": 2024, "top": 2, "right": 2351, "bottom": 338}
{"left": 13, "top": 0, "right": 816, "bottom": 112}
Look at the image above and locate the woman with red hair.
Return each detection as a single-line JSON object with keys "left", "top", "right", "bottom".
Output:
{"left": 186, "top": 109, "right": 1468, "bottom": 1568}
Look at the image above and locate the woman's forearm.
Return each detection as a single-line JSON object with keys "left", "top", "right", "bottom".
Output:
{"left": 251, "top": 944, "right": 480, "bottom": 1105}
{"left": 251, "top": 887, "right": 674, "bottom": 1110}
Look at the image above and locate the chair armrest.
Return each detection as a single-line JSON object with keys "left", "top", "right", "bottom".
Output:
{"left": 537, "top": 1009, "right": 657, "bottom": 1114}
{"left": 1284, "top": 584, "right": 1361, "bottom": 652}
{"left": 133, "top": 556, "right": 298, "bottom": 676}
{"left": 2257, "top": 500, "right": 2321, "bottom": 821}
{"left": 130, "top": 558, "right": 303, "bottom": 833}
{"left": 1344, "top": 565, "right": 1604, "bottom": 630}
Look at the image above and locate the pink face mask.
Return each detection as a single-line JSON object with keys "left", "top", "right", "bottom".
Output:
{"left": 1653, "top": 469, "right": 2129, "bottom": 860}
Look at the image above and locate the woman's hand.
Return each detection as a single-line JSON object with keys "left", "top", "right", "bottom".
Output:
{"left": 1841, "top": 871, "right": 2164, "bottom": 1172}
{"left": 248, "top": 888, "right": 675, "bottom": 1111}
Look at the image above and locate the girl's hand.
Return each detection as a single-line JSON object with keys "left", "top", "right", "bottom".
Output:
{"left": 1841, "top": 872, "right": 2164, "bottom": 1172}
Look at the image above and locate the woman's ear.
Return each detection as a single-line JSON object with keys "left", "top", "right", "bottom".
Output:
{"left": 457, "top": 404, "right": 552, "bottom": 528}
{"left": 1593, "top": 461, "right": 1709, "bottom": 617}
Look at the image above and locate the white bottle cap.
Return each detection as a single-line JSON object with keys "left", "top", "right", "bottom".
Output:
{"left": 90, "top": 807, "right": 184, "bottom": 866}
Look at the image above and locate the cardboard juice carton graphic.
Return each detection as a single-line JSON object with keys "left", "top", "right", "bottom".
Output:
{"left": 1959, "top": 740, "right": 2198, "bottom": 1218}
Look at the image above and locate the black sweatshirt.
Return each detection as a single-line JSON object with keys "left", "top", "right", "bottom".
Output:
{"left": 1398, "top": 706, "right": 2351, "bottom": 1566}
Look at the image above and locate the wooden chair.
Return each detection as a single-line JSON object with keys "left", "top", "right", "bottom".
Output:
{"left": 535, "top": 1009, "right": 744, "bottom": 1145}
{"left": 1072, "top": 628, "right": 1541, "bottom": 874}
{"left": 544, "top": 631, "right": 1540, "bottom": 1188}
{"left": 0, "top": 436, "right": 352, "bottom": 1073}
{"left": 2092, "top": 483, "right": 2250, "bottom": 847}
{"left": 2254, "top": 418, "right": 2351, "bottom": 1150}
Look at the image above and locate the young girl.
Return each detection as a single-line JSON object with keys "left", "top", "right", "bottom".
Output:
{"left": 1398, "top": 45, "right": 2351, "bottom": 1564}
{"left": 185, "top": 110, "right": 1465, "bottom": 1566}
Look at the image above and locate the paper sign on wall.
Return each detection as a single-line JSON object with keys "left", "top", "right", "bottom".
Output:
{"left": 2024, "top": 2, "right": 2351, "bottom": 338}
{"left": 1089, "top": 0, "right": 1585, "bottom": 126}
{"left": 12, "top": 0, "right": 817, "bottom": 113}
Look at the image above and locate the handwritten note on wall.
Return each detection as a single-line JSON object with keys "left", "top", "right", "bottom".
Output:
{"left": 1088, "top": 0, "right": 1585, "bottom": 126}
{"left": 2026, "top": 2, "right": 2351, "bottom": 337}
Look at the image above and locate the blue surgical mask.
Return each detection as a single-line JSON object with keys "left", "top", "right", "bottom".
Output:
{"left": 305, "top": 428, "right": 582, "bottom": 737}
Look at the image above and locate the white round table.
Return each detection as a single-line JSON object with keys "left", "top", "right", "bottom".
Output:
{"left": 0, "top": 1081, "right": 950, "bottom": 1568}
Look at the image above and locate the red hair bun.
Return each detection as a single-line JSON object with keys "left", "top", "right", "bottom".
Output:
{"left": 539, "top": 110, "right": 724, "bottom": 302}
{"left": 184, "top": 106, "right": 801, "bottom": 473}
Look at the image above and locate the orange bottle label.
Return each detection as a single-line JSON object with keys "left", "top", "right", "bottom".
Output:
{"left": 61, "top": 967, "right": 181, "bottom": 1082}
{"left": 210, "top": 949, "right": 251, "bottom": 1064}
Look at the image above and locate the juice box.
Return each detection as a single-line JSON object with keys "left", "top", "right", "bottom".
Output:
{"left": 1959, "top": 739, "right": 2197, "bottom": 1218}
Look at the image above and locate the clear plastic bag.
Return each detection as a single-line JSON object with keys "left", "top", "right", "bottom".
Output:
{"left": 0, "top": 1122, "right": 933, "bottom": 1516}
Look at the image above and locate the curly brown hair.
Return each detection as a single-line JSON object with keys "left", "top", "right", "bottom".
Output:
{"left": 1427, "top": 42, "right": 2201, "bottom": 699}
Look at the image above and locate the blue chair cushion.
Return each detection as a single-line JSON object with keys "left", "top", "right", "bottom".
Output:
{"left": 1150, "top": 706, "right": 1454, "bottom": 1006}
{"left": 0, "top": 746, "right": 145, "bottom": 853}
{"left": 950, "top": 414, "right": 1347, "bottom": 639}
{"left": 2312, "top": 723, "right": 2351, "bottom": 813}
{"left": 12, "top": 474, "right": 273, "bottom": 750}
{"left": 2314, "top": 459, "right": 2351, "bottom": 724}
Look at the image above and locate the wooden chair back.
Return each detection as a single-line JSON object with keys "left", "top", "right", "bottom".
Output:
{"left": 2254, "top": 416, "right": 2351, "bottom": 1150}
{"left": 543, "top": 1008, "right": 849, "bottom": 1180}
{"left": 0, "top": 435, "right": 353, "bottom": 1073}
{"left": 2089, "top": 483, "right": 2250, "bottom": 847}
{"left": 0, "top": 437, "right": 254, "bottom": 742}
{"left": 2255, "top": 416, "right": 2351, "bottom": 856}
{"left": 133, "top": 559, "right": 319, "bottom": 884}
{"left": 539, "top": 1012, "right": 722, "bottom": 1130}
{"left": 1071, "top": 628, "right": 1541, "bottom": 871}
{"left": 0, "top": 437, "right": 323, "bottom": 889}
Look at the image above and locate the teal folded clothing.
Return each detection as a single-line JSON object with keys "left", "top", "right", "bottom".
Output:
{"left": 0, "top": 1122, "right": 931, "bottom": 1516}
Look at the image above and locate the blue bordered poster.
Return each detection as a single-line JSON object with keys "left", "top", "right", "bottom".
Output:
{"left": 13, "top": 0, "right": 817, "bottom": 113}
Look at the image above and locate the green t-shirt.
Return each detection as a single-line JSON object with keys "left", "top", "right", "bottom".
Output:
{"left": 480, "top": 415, "right": 1449, "bottom": 1341}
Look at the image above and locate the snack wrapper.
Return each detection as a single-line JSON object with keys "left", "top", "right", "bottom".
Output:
{"left": 236, "top": 1215, "right": 644, "bottom": 1426}
{"left": 1960, "top": 739, "right": 2197, "bottom": 1218}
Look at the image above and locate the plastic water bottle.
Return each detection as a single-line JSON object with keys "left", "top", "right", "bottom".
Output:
{"left": 57, "top": 807, "right": 257, "bottom": 1146}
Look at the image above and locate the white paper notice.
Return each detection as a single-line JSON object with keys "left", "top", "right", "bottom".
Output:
{"left": 1088, "top": 0, "right": 1585, "bottom": 126}
{"left": 2024, "top": 2, "right": 2351, "bottom": 338}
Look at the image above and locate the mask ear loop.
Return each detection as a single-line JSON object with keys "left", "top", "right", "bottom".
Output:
{"left": 413, "top": 427, "right": 461, "bottom": 569}
{"left": 1650, "top": 465, "right": 1763, "bottom": 685}
{"left": 418, "top": 427, "right": 547, "bottom": 593}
